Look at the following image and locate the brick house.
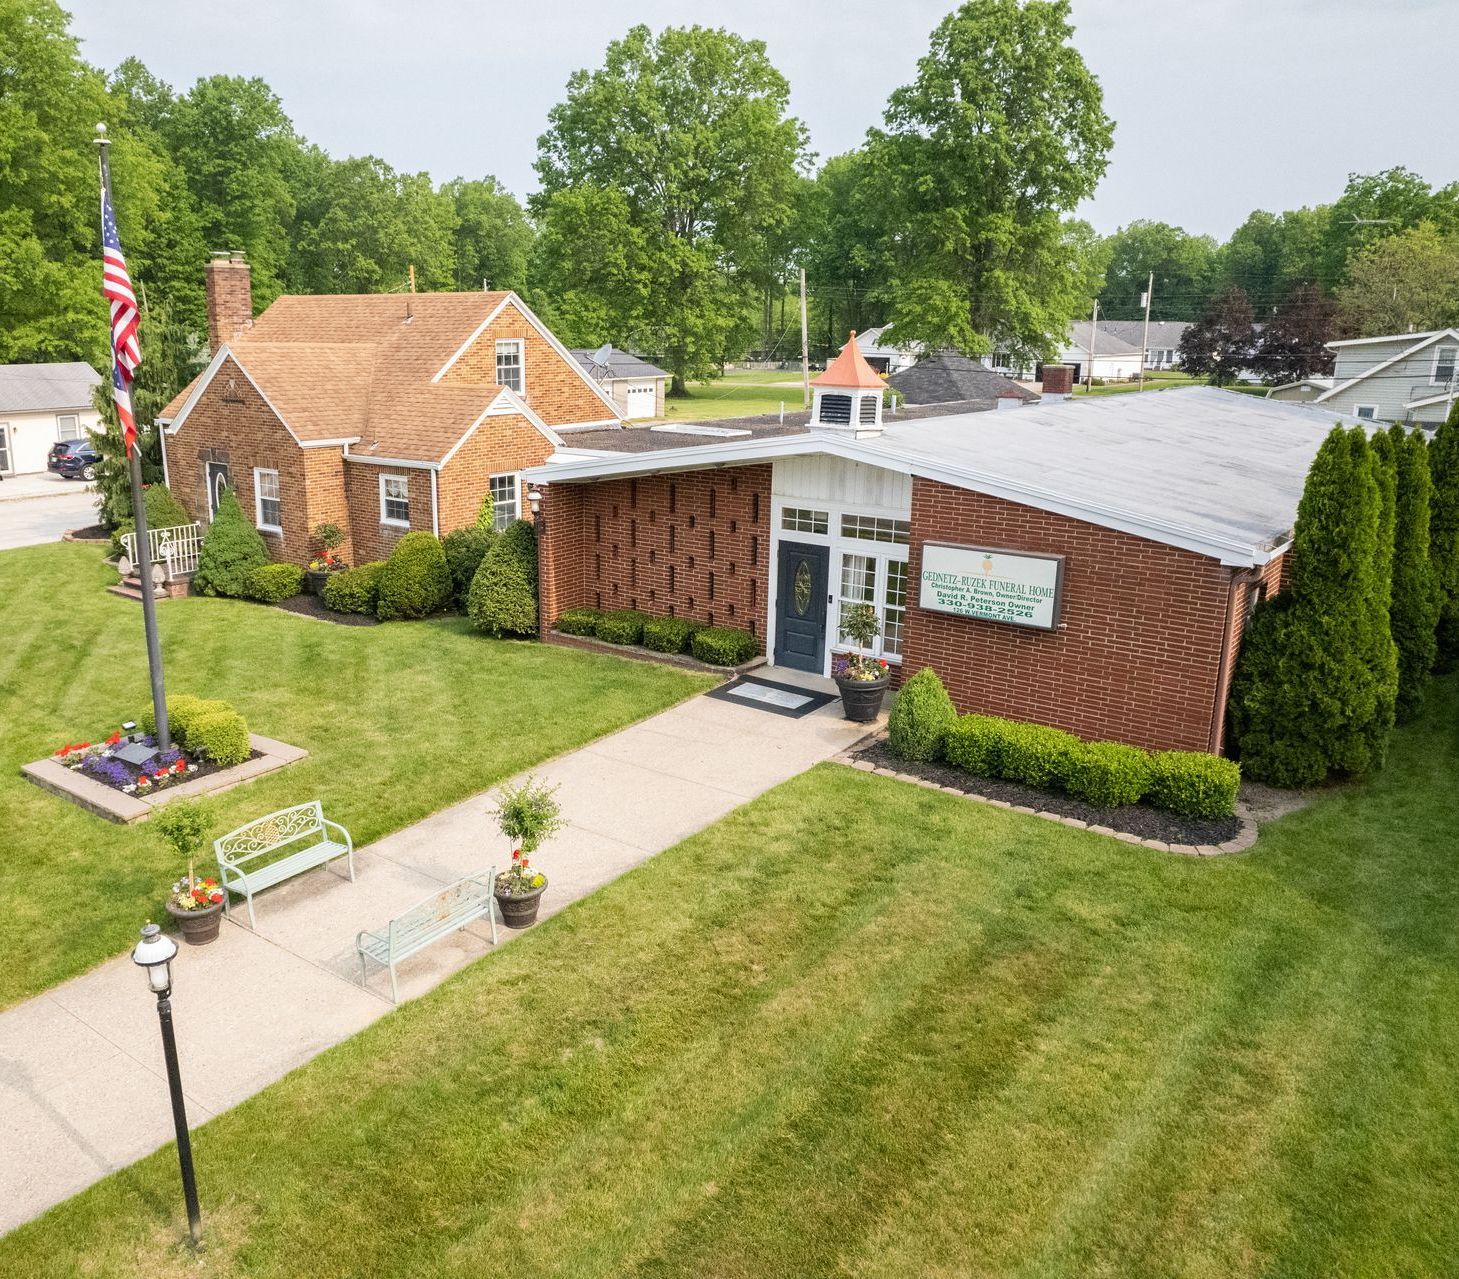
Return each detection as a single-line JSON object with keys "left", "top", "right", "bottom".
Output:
{"left": 527, "top": 339, "right": 1373, "bottom": 754}
{"left": 157, "top": 257, "right": 623, "bottom": 566}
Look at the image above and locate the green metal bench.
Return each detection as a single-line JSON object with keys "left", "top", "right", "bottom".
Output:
{"left": 356, "top": 872, "right": 499, "bottom": 1003}
{"left": 213, "top": 801, "right": 355, "bottom": 929}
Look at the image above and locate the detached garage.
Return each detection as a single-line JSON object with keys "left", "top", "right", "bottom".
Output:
{"left": 529, "top": 339, "right": 1375, "bottom": 755}
{"left": 571, "top": 346, "right": 669, "bottom": 421}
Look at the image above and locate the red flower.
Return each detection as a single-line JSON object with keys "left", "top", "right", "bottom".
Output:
{"left": 173, "top": 759, "right": 186, "bottom": 773}
{"left": 512, "top": 849, "right": 522, "bottom": 861}
{"left": 136, "top": 775, "right": 148, "bottom": 786}
{"left": 106, "top": 731, "right": 121, "bottom": 745}
{"left": 79, "top": 742, "right": 90, "bottom": 750}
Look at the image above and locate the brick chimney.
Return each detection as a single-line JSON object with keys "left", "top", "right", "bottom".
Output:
{"left": 205, "top": 253, "right": 252, "bottom": 352}
{"left": 1040, "top": 364, "right": 1074, "bottom": 400}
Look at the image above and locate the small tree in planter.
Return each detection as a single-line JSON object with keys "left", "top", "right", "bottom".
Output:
{"left": 306, "top": 522, "right": 347, "bottom": 593}
{"left": 491, "top": 776, "right": 565, "bottom": 927}
{"left": 832, "top": 603, "right": 891, "bottom": 722}
{"left": 155, "top": 800, "right": 224, "bottom": 945}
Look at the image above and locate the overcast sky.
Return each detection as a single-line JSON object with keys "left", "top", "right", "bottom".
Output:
{"left": 68, "top": 0, "right": 1456, "bottom": 240}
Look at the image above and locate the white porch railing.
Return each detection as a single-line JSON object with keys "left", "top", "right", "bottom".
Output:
{"left": 119, "top": 522, "right": 202, "bottom": 580}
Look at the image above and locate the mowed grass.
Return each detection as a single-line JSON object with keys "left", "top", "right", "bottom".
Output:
{"left": 657, "top": 371, "right": 815, "bottom": 422}
{"left": 8, "top": 679, "right": 1459, "bottom": 1276}
{"left": 0, "top": 542, "right": 714, "bottom": 1006}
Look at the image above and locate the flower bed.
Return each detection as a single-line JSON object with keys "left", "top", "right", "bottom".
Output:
{"left": 52, "top": 731, "right": 252, "bottom": 797}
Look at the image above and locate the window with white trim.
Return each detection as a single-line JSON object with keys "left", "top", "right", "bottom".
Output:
{"left": 1354, "top": 404, "right": 1378, "bottom": 420}
{"left": 833, "top": 549, "right": 908, "bottom": 662}
{"left": 56, "top": 414, "right": 82, "bottom": 441}
{"left": 841, "top": 513, "right": 909, "bottom": 545}
{"left": 781, "top": 507, "right": 829, "bottom": 535}
{"left": 489, "top": 472, "right": 519, "bottom": 530}
{"left": 253, "top": 468, "right": 282, "bottom": 532}
{"left": 380, "top": 474, "right": 410, "bottom": 526}
{"left": 1434, "top": 345, "right": 1457, "bottom": 386}
{"left": 495, "top": 339, "right": 524, "bottom": 393}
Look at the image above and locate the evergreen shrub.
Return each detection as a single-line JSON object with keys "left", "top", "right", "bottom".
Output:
{"left": 193, "top": 487, "right": 269, "bottom": 597}
{"left": 690, "top": 627, "right": 756, "bottom": 666}
{"left": 554, "top": 608, "right": 603, "bottom": 637}
{"left": 322, "top": 562, "right": 387, "bottom": 614}
{"left": 442, "top": 527, "right": 495, "bottom": 606}
{"left": 642, "top": 616, "right": 705, "bottom": 654}
{"left": 594, "top": 610, "right": 648, "bottom": 645}
{"left": 243, "top": 563, "right": 304, "bottom": 603}
{"left": 1146, "top": 751, "right": 1242, "bottom": 819}
{"left": 1065, "top": 741, "right": 1151, "bottom": 808}
{"left": 376, "top": 531, "right": 452, "bottom": 620}
{"left": 468, "top": 519, "right": 538, "bottom": 636}
{"left": 886, "top": 668, "right": 957, "bottom": 762}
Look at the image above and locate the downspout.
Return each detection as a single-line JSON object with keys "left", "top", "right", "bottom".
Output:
{"left": 429, "top": 468, "right": 439, "bottom": 537}
{"left": 1208, "top": 565, "right": 1264, "bottom": 754}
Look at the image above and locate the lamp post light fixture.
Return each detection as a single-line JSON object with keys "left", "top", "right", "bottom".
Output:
{"left": 131, "top": 922, "right": 203, "bottom": 1248}
{"left": 527, "top": 486, "right": 543, "bottom": 518}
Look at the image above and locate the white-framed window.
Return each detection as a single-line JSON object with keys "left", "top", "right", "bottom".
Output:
{"left": 781, "top": 507, "right": 829, "bottom": 536}
{"left": 834, "top": 551, "right": 908, "bottom": 662}
{"left": 1434, "top": 345, "right": 1457, "bottom": 386}
{"left": 380, "top": 474, "right": 411, "bottom": 526}
{"left": 495, "top": 339, "right": 524, "bottom": 394}
{"left": 56, "top": 414, "right": 82, "bottom": 441}
{"left": 253, "top": 468, "right": 282, "bottom": 532}
{"left": 841, "top": 513, "right": 910, "bottom": 545}
{"left": 1354, "top": 404, "right": 1379, "bottom": 421}
{"left": 488, "top": 472, "right": 519, "bottom": 530}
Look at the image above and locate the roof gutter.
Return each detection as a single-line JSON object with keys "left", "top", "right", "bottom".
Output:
{"left": 342, "top": 446, "right": 441, "bottom": 471}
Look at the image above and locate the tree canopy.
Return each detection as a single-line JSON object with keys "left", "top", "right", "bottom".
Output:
{"left": 1097, "top": 221, "right": 1218, "bottom": 320}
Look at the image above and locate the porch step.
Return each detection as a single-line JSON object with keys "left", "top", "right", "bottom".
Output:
{"left": 108, "top": 573, "right": 190, "bottom": 602}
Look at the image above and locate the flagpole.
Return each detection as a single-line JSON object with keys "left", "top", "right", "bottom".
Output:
{"left": 96, "top": 123, "right": 170, "bottom": 751}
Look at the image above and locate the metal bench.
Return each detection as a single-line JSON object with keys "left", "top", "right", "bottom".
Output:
{"left": 355, "top": 872, "right": 499, "bottom": 1004}
{"left": 213, "top": 801, "right": 355, "bottom": 929}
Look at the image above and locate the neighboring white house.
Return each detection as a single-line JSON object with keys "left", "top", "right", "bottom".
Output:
{"left": 854, "top": 327, "right": 920, "bottom": 375}
{"left": 0, "top": 362, "right": 103, "bottom": 476}
{"left": 986, "top": 322, "right": 1143, "bottom": 383}
{"left": 570, "top": 346, "right": 670, "bottom": 421}
{"left": 1097, "top": 319, "right": 1190, "bottom": 371}
{"left": 1267, "top": 329, "right": 1459, "bottom": 425}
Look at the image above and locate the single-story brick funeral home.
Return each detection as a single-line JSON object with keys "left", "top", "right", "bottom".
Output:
{"left": 526, "top": 337, "right": 1375, "bottom": 755}
{"left": 157, "top": 256, "right": 626, "bottom": 565}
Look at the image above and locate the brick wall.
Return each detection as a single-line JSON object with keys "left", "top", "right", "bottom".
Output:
{"left": 437, "top": 412, "right": 555, "bottom": 535}
{"left": 439, "top": 301, "right": 616, "bottom": 426}
{"left": 205, "top": 259, "right": 252, "bottom": 351}
{"left": 163, "top": 356, "right": 317, "bottom": 564}
{"left": 539, "top": 465, "right": 773, "bottom": 645}
{"left": 902, "top": 477, "right": 1239, "bottom": 753}
{"left": 342, "top": 463, "right": 434, "bottom": 565}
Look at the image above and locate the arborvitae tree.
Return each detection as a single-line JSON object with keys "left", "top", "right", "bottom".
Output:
{"left": 1430, "top": 401, "right": 1459, "bottom": 670}
{"left": 1388, "top": 424, "right": 1441, "bottom": 719}
{"left": 192, "top": 486, "right": 269, "bottom": 597}
{"left": 1370, "top": 428, "right": 1397, "bottom": 615}
{"left": 1229, "top": 427, "right": 1397, "bottom": 785}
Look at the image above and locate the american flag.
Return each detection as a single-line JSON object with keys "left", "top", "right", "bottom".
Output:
{"left": 101, "top": 186, "right": 142, "bottom": 454}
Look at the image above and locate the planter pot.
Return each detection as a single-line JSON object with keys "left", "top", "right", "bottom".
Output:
{"left": 495, "top": 881, "right": 547, "bottom": 928}
{"left": 835, "top": 673, "right": 890, "bottom": 723}
{"left": 303, "top": 569, "right": 331, "bottom": 596}
{"left": 166, "top": 899, "right": 223, "bottom": 945}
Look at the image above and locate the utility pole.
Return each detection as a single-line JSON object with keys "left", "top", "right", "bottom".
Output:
{"left": 1138, "top": 272, "right": 1153, "bottom": 390}
{"left": 1084, "top": 299, "right": 1099, "bottom": 392}
{"left": 799, "top": 268, "right": 810, "bottom": 409}
{"left": 408, "top": 264, "right": 416, "bottom": 293}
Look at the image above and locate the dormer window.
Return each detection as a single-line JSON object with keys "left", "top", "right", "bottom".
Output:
{"left": 496, "top": 339, "right": 524, "bottom": 394}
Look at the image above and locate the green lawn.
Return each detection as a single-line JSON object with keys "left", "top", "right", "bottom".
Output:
{"left": 0, "top": 542, "right": 714, "bottom": 1007}
{"left": 657, "top": 371, "right": 812, "bottom": 422}
{"left": 1073, "top": 371, "right": 1204, "bottom": 396}
{"left": 9, "top": 676, "right": 1459, "bottom": 1275}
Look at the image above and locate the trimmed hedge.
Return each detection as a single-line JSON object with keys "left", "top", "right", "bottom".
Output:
{"left": 1147, "top": 751, "right": 1242, "bottom": 819}
{"left": 188, "top": 705, "right": 251, "bottom": 767}
{"left": 243, "top": 563, "right": 304, "bottom": 603}
{"left": 1066, "top": 741, "right": 1151, "bottom": 808}
{"left": 554, "top": 608, "right": 602, "bottom": 636}
{"left": 442, "top": 527, "right": 495, "bottom": 606}
{"left": 887, "top": 668, "right": 956, "bottom": 762}
{"left": 468, "top": 520, "right": 538, "bottom": 637}
{"left": 376, "top": 531, "right": 452, "bottom": 620}
{"left": 323, "top": 562, "right": 386, "bottom": 614}
{"left": 999, "top": 722, "right": 1080, "bottom": 790}
{"left": 943, "top": 715, "right": 1009, "bottom": 778}
{"left": 594, "top": 610, "right": 648, "bottom": 645}
{"left": 642, "top": 616, "right": 704, "bottom": 654}
{"left": 690, "top": 626, "right": 756, "bottom": 666}
{"left": 193, "top": 487, "right": 269, "bottom": 598}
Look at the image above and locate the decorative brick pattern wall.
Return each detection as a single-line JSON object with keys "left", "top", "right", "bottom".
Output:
{"left": 436, "top": 412, "right": 555, "bottom": 535}
{"left": 902, "top": 477, "right": 1240, "bottom": 753}
{"left": 539, "top": 465, "right": 773, "bottom": 646}
{"left": 439, "top": 301, "right": 616, "bottom": 427}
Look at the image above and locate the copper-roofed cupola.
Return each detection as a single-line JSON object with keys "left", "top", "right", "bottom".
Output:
{"left": 811, "top": 331, "right": 886, "bottom": 438}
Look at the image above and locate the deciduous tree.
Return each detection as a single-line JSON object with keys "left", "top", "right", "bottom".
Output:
{"left": 443, "top": 177, "right": 533, "bottom": 293}
{"left": 1337, "top": 223, "right": 1459, "bottom": 336}
{"left": 1178, "top": 287, "right": 1255, "bottom": 385}
{"left": 1098, "top": 221, "right": 1218, "bottom": 320}
{"left": 1252, "top": 284, "right": 1337, "bottom": 384}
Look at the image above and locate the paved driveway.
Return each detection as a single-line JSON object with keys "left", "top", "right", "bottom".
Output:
{"left": 0, "top": 473, "right": 99, "bottom": 551}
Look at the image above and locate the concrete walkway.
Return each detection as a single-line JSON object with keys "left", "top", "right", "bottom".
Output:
{"left": 0, "top": 676, "right": 873, "bottom": 1234}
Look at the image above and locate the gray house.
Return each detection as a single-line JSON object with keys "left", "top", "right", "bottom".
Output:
{"left": 570, "top": 346, "right": 669, "bottom": 421}
{"left": 1267, "top": 329, "right": 1459, "bottom": 425}
{"left": 1097, "top": 320, "right": 1190, "bottom": 371}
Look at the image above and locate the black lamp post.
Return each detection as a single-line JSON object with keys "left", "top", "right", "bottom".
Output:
{"left": 528, "top": 486, "right": 545, "bottom": 635}
{"left": 131, "top": 922, "right": 202, "bottom": 1248}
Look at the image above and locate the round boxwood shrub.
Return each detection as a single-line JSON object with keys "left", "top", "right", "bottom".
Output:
{"left": 322, "top": 561, "right": 387, "bottom": 614}
{"left": 887, "top": 667, "right": 956, "bottom": 762}
{"left": 141, "top": 693, "right": 210, "bottom": 743}
{"left": 943, "top": 714, "right": 1010, "bottom": 778}
{"left": 243, "top": 563, "right": 304, "bottom": 603}
{"left": 1065, "top": 740, "right": 1151, "bottom": 808}
{"left": 187, "top": 704, "right": 251, "bottom": 766}
{"left": 554, "top": 608, "right": 602, "bottom": 636}
{"left": 642, "top": 616, "right": 704, "bottom": 654}
{"left": 690, "top": 626, "right": 756, "bottom": 666}
{"left": 442, "top": 526, "right": 495, "bottom": 607}
{"left": 193, "top": 487, "right": 269, "bottom": 598}
{"left": 1146, "top": 751, "right": 1241, "bottom": 819}
{"left": 468, "top": 519, "right": 538, "bottom": 636}
{"left": 594, "top": 610, "right": 648, "bottom": 645}
{"left": 376, "top": 531, "right": 452, "bottom": 621}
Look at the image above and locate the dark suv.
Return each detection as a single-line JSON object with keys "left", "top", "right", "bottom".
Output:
{"left": 49, "top": 438, "right": 102, "bottom": 480}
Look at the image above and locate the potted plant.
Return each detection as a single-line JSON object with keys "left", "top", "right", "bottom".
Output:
{"left": 491, "top": 776, "right": 564, "bottom": 927}
{"left": 305, "top": 522, "right": 347, "bottom": 594}
{"left": 832, "top": 602, "right": 891, "bottom": 722}
{"left": 156, "top": 800, "right": 224, "bottom": 944}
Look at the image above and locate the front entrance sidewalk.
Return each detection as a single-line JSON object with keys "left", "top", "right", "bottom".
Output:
{"left": 0, "top": 681, "right": 876, "bottom": 1235}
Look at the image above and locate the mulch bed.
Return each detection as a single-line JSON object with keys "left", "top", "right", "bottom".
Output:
{"left": 64, "top": 524, "right": 110, "bottom": 542}
{"left": 273, "top": 593, "right": 380, "bottom": 626}
{"left": 66, "top": 746, "right": 263, "bottom": 796}
{"left": 851, "top": 738, "right": 1242, "bottom": 847}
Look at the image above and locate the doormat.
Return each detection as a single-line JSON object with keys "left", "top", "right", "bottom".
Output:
{"left": 705, "top": 675, "right": 837, "bottom": 719}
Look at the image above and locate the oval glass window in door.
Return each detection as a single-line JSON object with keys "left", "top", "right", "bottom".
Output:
{"left": 793, "top": 558, "right": 812, "bottom": 615}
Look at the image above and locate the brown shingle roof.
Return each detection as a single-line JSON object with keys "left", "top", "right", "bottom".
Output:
{"left": 161, "top": 292, "right": 525, "bottom": 462}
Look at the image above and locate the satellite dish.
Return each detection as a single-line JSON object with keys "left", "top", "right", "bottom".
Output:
{"left": 591, "top": 343, "right": 613, "bottom": 365}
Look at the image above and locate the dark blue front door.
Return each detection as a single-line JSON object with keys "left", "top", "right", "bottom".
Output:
{"left": 775, "top": 541, "right": 829, "bottom": 673}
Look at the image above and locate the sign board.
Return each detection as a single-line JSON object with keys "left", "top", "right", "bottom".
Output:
{"left": 918, "top": 542, "right": 1064, "bottom": 631}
